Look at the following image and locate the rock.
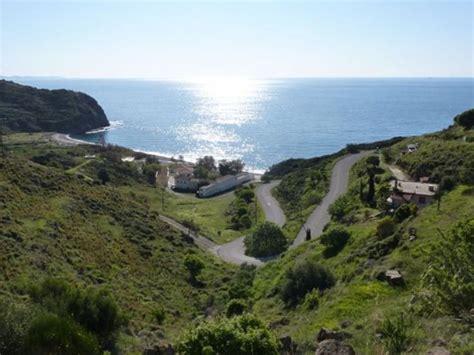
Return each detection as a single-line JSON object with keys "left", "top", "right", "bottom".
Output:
{"left": 409, "top": 235, "right": 416, "bottom": 241}
{"left": 279, "top": 335, "right": 297, "bottom": 354}
{"left": 384, "top": 269, "right": 404, "bottom": 286}
{"left": 426, "top": 347, "right": 451, "bottom": 355}
{"left": 315, "top": 339, "right": 355, "bottom": 355}
{"left": 340, "top": 320, "right": 351, "bottom": 329}
{"left": 269, "top": 317, "right": 290, "bottom": 329}
{"left": 317, "top": 328, "right": 351, "bottom": 342}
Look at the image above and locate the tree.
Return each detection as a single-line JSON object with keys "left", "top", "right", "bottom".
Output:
{"left": 394, "top": 203, "right": 414, "bottom": 222}
{"left": 97, "top": 168, "right": 110, "bottom": 185}
{"left": 421, "top": 218, "right": 474, "bottom": 321}
{"left": 236, "top": 188, "right": 254, "bottom": 203}
{"left": 194, "top": 156, "right": 216, "bottom": 178}
{"left": 280, "top": 260, "right": 335, "bottom": 306}
{"left": 184, "top": 254, "right": 205, "bottom": 282}
{"left": 366, "top": 155, "right": 381, "bottom": 206}
{"left": 320, "top": 226, "right": 351, "bottom": 256}
{"left": 142, "top": 163, "right": 160, "bottom": 185}
{"left": 244, "top": 222, "right": 287, "bottom": 257}
{"left": 328, "top": 195, "right": 351, "bottom": 221}
{"left": 218, "top": 159, "right": 244, "bottom": 176}
{"left": 454, "top": 108, "right": 474, "bottom": 129}
{"left": 177, "top": 314, "right": 279, "bottom": 355}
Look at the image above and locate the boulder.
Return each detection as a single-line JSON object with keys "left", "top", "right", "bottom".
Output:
{"left": 426, "top": 347, "right": 451, "bottom": 355}
{"left": 315, "top": 339, "right": 355, "bottom": 355}
{"left": 384, "top": 269, "right": 404, "bottom": 286}
{"left": 340, "top": 320, "right": 351, "bottom": 329}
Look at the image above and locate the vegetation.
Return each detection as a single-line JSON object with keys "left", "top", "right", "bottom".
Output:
{"left": 280, "top": 260, "right": 335, "bottom": 306}
{"left": 177, "top": 314, "right": 279, "bottom": 355}
{"left": 226, "top": 186, "right": 258, "bottom": 230}
{"left": 184, "top": 254, "right": 205, "bottom": 283}
{"left": 454, "top": 108, "right": 474, "bottom": 129}
{"left": 0, "top": 80, "right": 109, "bottom": 134}
{"left": 379, "top": 313, "right": 410, "bottom": 355}
{"left": 218, "top": 159, "right": 244, "bottom": 176}
{"left": 320, "top": 226, "right": 351, "bottom": 257}
{"left": 244, "top": 222, "right": 287, "bottom": 257}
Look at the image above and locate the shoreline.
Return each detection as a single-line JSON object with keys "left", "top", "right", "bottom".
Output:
{"left": 51, "top": 133, "right": 265, "bottom": 176}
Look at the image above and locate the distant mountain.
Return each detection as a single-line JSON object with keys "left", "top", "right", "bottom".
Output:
{"left": 0, "top": 79, "right": 109, "bottom": 134}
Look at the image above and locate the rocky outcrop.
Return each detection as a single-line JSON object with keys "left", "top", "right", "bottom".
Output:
{"left": 315, "top": 339, "right": 355, "bottom": 355}
{"left": 317, "top": 328, "right": 351, "bottom": 342}
{"left": 279, "top": 335, "right": 297, "bottom": 354}
{"left": 426, "top": 347, "right": 451, "bottom": 355}
{"left": 0, "top": 79, "right": 109, "bottom": 134}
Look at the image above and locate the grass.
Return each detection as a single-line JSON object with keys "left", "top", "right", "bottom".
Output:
{"left": 119, "top": 185, "right": 264, "bottom": 244}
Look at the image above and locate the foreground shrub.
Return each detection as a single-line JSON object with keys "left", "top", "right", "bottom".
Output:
{"left": 184, "top": 254, "right": 205, "bottom": 282}
{"left": 177, "top": 314, "right": 279, "bottom": 355}
{"left": 244, "top": 222, "right": 287, "bottom": 257}
{"left": 320, "top": 226, "right": 351, "bottom": 257}
{"left": 0, "top": 298, "right": 36, "bottom": 355}
{"left": 27, "top": 278, "right": 123, "bottom": 350}
{"left": 379, "top": 313, "right": 409, "bottom": 355}
{"left": 280, "top": 260, "right": 335, "bottom": 306}
{"left": 27, "top": 313, "right": 100, "bottom": 355}
{"left": 421, "top": 218, "right": 474, "bottom": 321}
{"left": 228, "top": 264, "right": 256, "bottom": 300}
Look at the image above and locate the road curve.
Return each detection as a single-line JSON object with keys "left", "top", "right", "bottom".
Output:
{"left": 291, "top": 151, "right": 371, "bottom": 248}
{"left": 255, "top": 181, "right": 286, "bottom": 227}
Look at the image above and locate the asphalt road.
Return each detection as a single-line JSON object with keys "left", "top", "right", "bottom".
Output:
{"left": 291, "top": 151, "right": 371, "bottom": 248}
{"left": 255, "top": 181, "right": 286, "bottom": 227}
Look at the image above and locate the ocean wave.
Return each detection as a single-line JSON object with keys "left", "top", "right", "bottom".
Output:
{"left": 85, "top": 120, "right": 124, "bottom": 134}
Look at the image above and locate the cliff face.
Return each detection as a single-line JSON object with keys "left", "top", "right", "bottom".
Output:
{"left": 0, "top": 80, "right": 110, "bottom": 134}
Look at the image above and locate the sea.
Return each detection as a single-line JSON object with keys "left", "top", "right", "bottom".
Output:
{"left": 8, "top": 77, "right": 474, "bottom": 173}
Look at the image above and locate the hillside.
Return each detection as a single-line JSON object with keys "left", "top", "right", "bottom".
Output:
{"left": 0, "top": 80, "right": 109, "bottom": 134}
{"left": 0, "top": 109, "right": 473, "bottom": 354}
{"left": 0, "top": 141, "right": 236, "bottom": 353}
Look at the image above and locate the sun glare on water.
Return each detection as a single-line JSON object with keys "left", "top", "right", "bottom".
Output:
{"left": 174, "top": 77, "right": 269, "bottom": 168}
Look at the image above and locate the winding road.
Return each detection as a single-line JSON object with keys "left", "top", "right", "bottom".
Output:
{"left": 159, "top": 152, "right": 370, "bottom": 266}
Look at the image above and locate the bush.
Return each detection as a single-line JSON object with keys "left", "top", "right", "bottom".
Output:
{"left": 244, "top": 222, "right": 287, "bottom": 257}
{"left": 421, "top": 218, "right": 474, "bottom": 321}
{"left": 228, "top": 264, "right": 256, "bottom": 300}
{"left": 26, "top": 313, "right": 100, "bottom": 355}
{"left": 236, "top": 188, "right": 254, "bottom": 203}
{"left": 0, "top": 298, "right": 36, "bottom": 355}
{"left": 27, "top": 279, "right": 123, "bottom": 350}
{"left": 239, "top": 214, "right": 252, "bottom": 229}
{"left": 184, "top": 254, "right": 205, "bottom": 281}
{"left": 225, "top": 299, "right": 247, "bottom": 317}
{"left": 439, "top": 175, "right": 456, "bottom": 192}
{"left": 320, "top": 226, "right": 351, "bottom": 257}
{"left": 280, "top": 260, "right": 335, "bottom": 306}
{"left": 376, "top": 217, "right": 396, "bottom": 239}
{"left": 152, "top": 307, "right": 166, "bottom": 325}
{"left": 328, "top": 195, "right": 352, "bottom": 221}
{"left": 379, "top": 314, "right": 409, "bottom": 355}
{"left": 302, "top": 290, "right": 319, "bottom": 310}
{"left": 177, "top": 314, "right": 279, "bottom": 355}
{"left": 393, "top": 204, "right": 413, "bottom": 222}
{"left": 454, "top": 108, "right": 474, "bottom": 129}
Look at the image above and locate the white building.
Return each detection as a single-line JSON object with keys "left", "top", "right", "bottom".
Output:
{"left": 197, "top": 172, "right": 254, "bottom": 198}
{"left": 172, "top": 165, "right": 200, "bottom": 192}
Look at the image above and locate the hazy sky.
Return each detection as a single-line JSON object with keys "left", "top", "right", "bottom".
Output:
{"left": 1, "top": 0, "right": 473, "bottom": 78}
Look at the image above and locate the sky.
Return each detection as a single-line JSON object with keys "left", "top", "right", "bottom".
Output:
{"left": 1, "top": 0, "right": 473, "bottom": 79}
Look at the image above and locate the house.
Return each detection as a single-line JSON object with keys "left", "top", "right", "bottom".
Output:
{"left": 155, "top": 166, "right": 169, "bottom": 187}
{"left": 197, "top": 172, "right": 254, "bottom": 198}
{"left": 407, "top": 143, "right": 418, "bottom": 153}
{"left": 171, "top": 165, "right": 200, "bottom": 192}
{"left": 387, "top": 180, "right": 438, "bottom": 208}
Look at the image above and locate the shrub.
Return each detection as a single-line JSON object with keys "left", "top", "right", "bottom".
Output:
{"left": 26, "top": 313, "right": 100, "bottom": 355}
{"left": 237, "top": 188, "right": 255, "bottom": 203}
{"left": 177, "top": 314, "right": 279, "bottom": 355}
{"left": 328, "top": 195, "right": 352, "bottom": 221}
{"left": 439, "top": 175, "right": 456, "bottom": 192}
{"left": 97, "top": 168, "right": 109, "bottom": 185}
{"left": 320, "top": 226, "right": 351, "bottom": 257}
{"left": 244, "top": 222, "right": 287, "bottom": 257}
{"left": 0, "top": 298, "right": 36, "bottom": 355}
{"left": 302, "top": 290, "right": 319, "bottom": 310}
{"left": 239, "top": 214, "right": 252, "bottom": 229}
{"left": 393, "top": 204, "right": 413, "bottom": 222}
{"left": 225, "top": 299, "right": 247, "bottom": 317}
{"left": 376, "top": 217, "right": 396, "bottom": 239}
{"left": 184, "top": 254, "right": 205, "bottom": 281}
{"left": 152, "top": 307, "right": 166, "bottom": 325}
{"left": 228, "top": 264, "right": 256, "bottom": 300}
{"left": 454, "top": 108, "right": 474, "bottom": 129}
{"left": 27, "top": 279, "right": 123, "bottom": 350}
{"left": 379, "top": 314, "right": 409, "bottom": 355}
{"left": 280, "top": 260, "right": 335, "bottom": 306}
{"left": 421, "top": 218, "right": 474, "bottom": 321}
